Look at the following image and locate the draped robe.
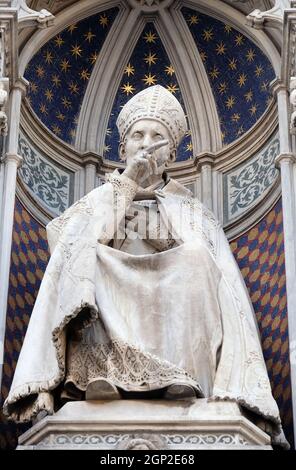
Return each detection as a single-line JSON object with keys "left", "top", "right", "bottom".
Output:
{"left": 3, "top": 171, "right": 287, "bottom": 447}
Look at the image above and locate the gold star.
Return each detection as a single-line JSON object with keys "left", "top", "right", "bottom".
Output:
{"left": 231, "top": 113, "right": 240, "bottom": 122}
{"left": 71, "top": 44, "right": 83, "bottom": 58}
{"left": 52, "top": 74, "right": 61, "bottom": 87}
{"left": 266, "top": 96, "right": 273, "bottom": 106}
{"left": 84, "top": 30, "right": 96, "bottom": 43}
{"left": 244, "top": 90, "right": 253, "bottom": 102}
{"left": 61, "top": 96, "right": 72, "bottom": 109}
{"left": 121, "top": 82, "right": 136, "bottom": 95}
{"left": 144, "top": 52, "right": 158, "bottom": 66}
{"left": 103, "top": 145, "right": 111, "bottom": 153}
{"left": 52, "top": 124, "right": 62, "bottom": 136}
{"left": 26, "top": 96, "right": 32, "bottom": 106}
{"left": 246, "top": 49, "right": 256, "bottom": 62}
{"left": 124, "top": 63, "right": 135, "bottom": 77}
{"left": 80, "top": 69, "right": 90, "bottom": 80}
{"left": 60, "top": 59, "right": 71, "bottom": 72}
{"left": 54, "top": 35, "right": 64, "bottom": 47}
{"left": 73, "top": 115, "right": 79, "bottom": 125}
{"left": 235, "top": 34, "right": 244, "bottom": 46}
{"left": 166, "top": 84, "right": 179, "bottom": 94}
{"left": 39, "top": 104, "right": 48, "bottom": 114}
{"left": 45, "top": 89, "right": 53, "bottom": 102}
{"left": 30, "top": 82, "right": 38, "bottom": 93}
{"left": 143, "top": 31, "right": 157, "bottom": 43}
{"left": 186, "top": 142, "right": 193, "bottom": 152}
{"left": 188, "top": 15, "right": 199, "bottom": 26}
{"left": 142, "top": 73, "right": 157, "bottom": 86}
{"left": 44, "top": 51, "right": 54, "bottom": 64}
{"left": 236, "top": 125, "right": 244, "bottom": 137}
{"left": 218, "top": 82, "right": 227, "bottom": 94}
{"left": 209, "top": 66, "right": 219, "bottom": 79}
{"left": 224, "top": 24, "right": 232, "bottom": 34}
{"left": 165, "top": 65, "right": 175, "bottom": 76}
{"left": 200, "top": 51, "right": 207, "bottom": 62}
{"left": 106, "top": 128, "right": 112, "bottom": 136}
{"left": 228, "top": 58, "right": 237, "bottom": 70}
{"left": 36, "top": 65, "right": 45, "bottom": 78}
{"left": 226, "top": 96, "right": 235, "bottom": 109}
{"left": 185, "top": 130, "right": 192, "bottom": 137}
{"left": 68, "top": 81, "right": 79, "bottom": 94}
{"left": 237, "top": 73, "right": 247, "bottom": 87}
{"left": 69, "top": 129, "right": 76, "bottom": 139}
{"left": 255, "top": 65, "right": 264, "bottom": 77}
{"left": 202, "top": 28, "right": 214, "bottom": 41}
{"left": 68, "top": 24, "right": 78, "bottom": 34}
{"left": 221, "top": 131, "right": 225, "bottom": 141}
{"left": 56, "top": 111, "right": 66, "bottom": 121}
{"left": 249, "top": 104, "right": 257, "bottom": 116}
{"left": 89, "top": 52, "right": 98, "bottom": 65}
{"left": 99, "top": 14, "right": 109, "bottom": 28}
{"left": 261, "top": 81, "right": 269, "bottom": 92}
{"left": 216, "top": 41, "right": 226, "bottom": 55}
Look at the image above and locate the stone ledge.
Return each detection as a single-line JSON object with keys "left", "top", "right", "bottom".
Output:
{"left": 17, "top": 399, "right": 272, "bottom": 450}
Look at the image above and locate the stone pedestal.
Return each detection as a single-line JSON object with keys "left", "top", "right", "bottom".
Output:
{"left": 17, "top": 399, "right": 272, "bottom": 450}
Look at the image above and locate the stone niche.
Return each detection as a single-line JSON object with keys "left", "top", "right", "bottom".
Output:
{"left": 17, "top": 399, "right": 272, "bottom": 450}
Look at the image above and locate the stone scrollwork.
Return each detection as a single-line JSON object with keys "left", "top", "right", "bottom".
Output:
{"left": 11, "top": 0, "right": 54, "bottom": 28}
{"left": 0, "top": 81, "right": 8, "bottom": 136}
{"left": 290, "top": 76, "right": 296, "bottom": 133}
{"left": 18, "top": 133, "right": 72, "bottom": 215}
{"left": 224, "top": 135, "right": 279, "bottom": 222}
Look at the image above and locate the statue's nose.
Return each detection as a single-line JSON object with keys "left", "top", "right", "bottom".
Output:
{"left": 141, "top": 134, "right": 153, "bottom": 149}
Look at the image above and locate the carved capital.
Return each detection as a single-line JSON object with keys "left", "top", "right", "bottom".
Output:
{"left": 3, "top": 151, "right": 23, "bottom": 167}
{"left": 194, "top": 153, "right": 215, "bottom": 171}
{"left": 82, "top": 151, "right": 103, "bottom": 171}
{"left": 12, "top": 76, "right": 29, "bottom": 95}
{"left": 275, "top": 152, "right": 296, "bottom": 168}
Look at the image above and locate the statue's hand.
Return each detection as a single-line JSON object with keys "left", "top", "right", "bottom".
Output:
{"left": 123, "top": 140, "right": 169, "bottom": 185}
{"left": 123, "top": 149, "right": 157, "bottom": 185}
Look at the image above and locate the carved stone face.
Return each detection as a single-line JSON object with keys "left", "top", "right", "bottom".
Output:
{"left": 120, "top": 119, "right": 175, "bottom": 173}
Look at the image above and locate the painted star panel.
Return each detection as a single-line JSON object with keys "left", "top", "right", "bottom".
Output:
{"left": 182, "top": 7, "right": 275, "bottom": 145}
{"left": 24, "top": 8, "right": 119, "bottom": 145}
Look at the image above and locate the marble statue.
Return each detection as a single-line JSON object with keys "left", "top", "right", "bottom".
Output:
{"left": 4, "top": 85, "right": 287, "bottom": 447}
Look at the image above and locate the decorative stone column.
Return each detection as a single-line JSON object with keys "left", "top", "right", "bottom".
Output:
{"left": 273, "top": 78, "right": 296, "bottom": 448}
{"left": 82, "top": 152, "right": 102, "bottom": 194}
{"left": 196, "top": 154, "right": 215, "bottom": 211}
{"left": 0, "top": 79, "right": 26, "bottom": 386}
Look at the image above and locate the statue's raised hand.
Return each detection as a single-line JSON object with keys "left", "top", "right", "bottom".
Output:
{"left": 123, "top": 139, "right": 169, "bottom": 185}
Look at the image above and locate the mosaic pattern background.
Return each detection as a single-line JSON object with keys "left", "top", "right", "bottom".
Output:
{"left": 24, "top": 7, "right": 119, "bottom": 144}
{"left": 0, "top": 199, "right": 50, "bottom": 450}
{"left": 103, "top": 22, "right": 192, "bottom": 162}
{"left": 182, "top": 7, "right": 275, "bottom": 145}
{"left": 230, "top": 199, "right": 294, "bottom": 446}
{"left": 0, "top": 198, "right": 294, "bottom": 448}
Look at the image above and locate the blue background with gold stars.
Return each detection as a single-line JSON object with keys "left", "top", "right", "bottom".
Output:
{"left": 182, "top": 7, "right": 275, "bottom": 145}
{"left": 25, "top": 7, "right": 275, "bottom": 157}
{"left": 25, "top": 8, "right": 119, "bottom": 145}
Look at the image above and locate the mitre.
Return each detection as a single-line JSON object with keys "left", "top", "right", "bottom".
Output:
{"left": 116, "top": 85, "right": 188, "bottom": 148}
